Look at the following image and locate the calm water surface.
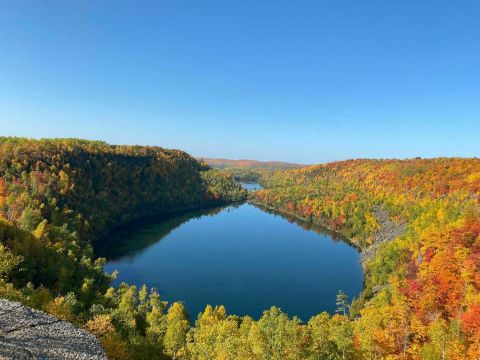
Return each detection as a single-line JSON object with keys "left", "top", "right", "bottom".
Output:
{"left": 96, "top": 201, "right": 363, "bottom": 321}
{"left": 239, "top": 181, "right": 262, "bottom": 191}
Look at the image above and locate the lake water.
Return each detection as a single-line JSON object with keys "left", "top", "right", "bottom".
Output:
{"left": 96, "top": 201, "right": 363, "bottom": 321}
{"left": 239, "top": 181, "right": 262, "bottom": 191}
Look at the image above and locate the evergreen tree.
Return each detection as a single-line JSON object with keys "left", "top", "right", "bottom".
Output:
{"left": 336, "top": 290, "right": 349, "bottom": 316}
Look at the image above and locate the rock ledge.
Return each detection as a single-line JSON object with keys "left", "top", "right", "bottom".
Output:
{"left": 0, "top": 299, "right": 106, "bottom": 360}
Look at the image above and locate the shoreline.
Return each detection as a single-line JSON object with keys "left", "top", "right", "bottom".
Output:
{"left": 248, "top": 200, "right": 362, "bottom": 251}
{"left": 248, "top": 199, "right": 405, "bottom": 268}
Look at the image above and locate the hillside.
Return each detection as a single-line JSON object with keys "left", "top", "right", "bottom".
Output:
{"left": 0, "top": 137, "right": 245, "bottom": 359}
{"left": 2, "top": 143, "right": 480, "bottom": 359}
{"left": 252, "top": 158, "right": 480, "bottom": 359}
{"left": 199, "top": 157, "right": 306, "bottom": 170}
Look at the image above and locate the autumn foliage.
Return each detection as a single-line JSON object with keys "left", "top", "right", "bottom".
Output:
{"left": 1, "top": 137, "right": 480, "bottom": 359}
{"left": 252, "top": 158, "right": 480, "bottom": 359}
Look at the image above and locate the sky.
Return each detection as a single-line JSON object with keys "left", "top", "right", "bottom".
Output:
{"left": 0, "top": 0, "right": 479, "bottom": 164}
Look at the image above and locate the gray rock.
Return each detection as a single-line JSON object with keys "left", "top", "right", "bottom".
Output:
{"left": 360, "top": 206, "right": 407, "bottom": 266}
{"left": 371, "top": 285, "right": 385, "bottom": 294}
{"left": 0, "top": 299, "right": 107, "bottom": 360}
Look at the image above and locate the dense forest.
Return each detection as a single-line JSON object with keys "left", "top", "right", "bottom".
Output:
{"left": 0, "top": 137, "right": 245, "bottom": 359}
{"left": 201, "top": 158, "right": 305, "bottom": 183}
{"left": 1, "top": 139, "right": 480, "bottom": 359}
{"left": 200, "top": 157, "right": 305, "bottom": 170}
{"left": 251, "top": 158, "right": 480, "bottom": 359}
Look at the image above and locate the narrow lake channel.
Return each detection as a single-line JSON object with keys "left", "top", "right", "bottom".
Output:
{"left": 96, "top": 183, "right": 363, "bottom": 321}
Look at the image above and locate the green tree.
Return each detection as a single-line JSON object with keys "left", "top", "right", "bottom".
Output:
{"left": 18, "top": 206, "right": 42, "bottom": 232}
{"left": 250, "top": 306, "right": 307, "bottom": 360}
{"left": 163, "top": 302, "right": 189, "bottom": 359}
{"left": 330, "top": 315, "right": 355, "bottom": 360}
{"left": 115, "top": 285, "right": 138, "bottom": 332}
{"left": 307, "top": 312, "right": 337, "bottom": 360}
{"left": 0, "top": 244, "right": 22, "bottom": 280}
{"left": 146, "top": 290, "right": 167, "bottom": 345}
{"left": 336, "top": 290, "right": 349, "bottom": 316}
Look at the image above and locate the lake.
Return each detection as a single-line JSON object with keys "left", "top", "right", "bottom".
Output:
{"left": 96, "top": 202, "right": 363, "bottom": 322}
{"left": 239, "top": 181, "right": 262, "bottom": 191}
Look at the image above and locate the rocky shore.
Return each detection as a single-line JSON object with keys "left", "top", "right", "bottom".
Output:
{"left": 360, "top": 206, "right": 407, "bottom": 265}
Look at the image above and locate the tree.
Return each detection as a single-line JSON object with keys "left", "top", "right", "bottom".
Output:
{"left": 116, "top": 285, "right": 138, "bottom": 331}
{"left": 0, "top": 244, "right": 22, "bottom": 280}
{"left": 187, "top": 305, "right": 245, "bottom": 360}
{"left": 163, "top": 302, "right": 189, "bottom": 359}
{"left": 250, "top": 306, "right": 308, "bottom": 360}
{"left": 330, "top": 314, "right": 355, "bottom": 360}
{"left": 421, "top": 318, "right": 464, "bottom": 360}
{"left": 307, "top": 312, "right": 338, "bottom": 360}
{"left": 146, "top": 290, "right": 167, "bottom": 345}
{"left": 336, "top": 290, "right": 349, "bottom": 316}
{"left": 86, "top": 314, "right": 131, "bottom": 360}
{"left": 18, "top": 206, "right": 42, "bottom": 232}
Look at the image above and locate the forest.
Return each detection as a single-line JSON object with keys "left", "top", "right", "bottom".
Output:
{"left": 1, "top": 138, "right": 480, "bottom": 359}
{"left": 201, "top": 158, "right": 305, "bottom": 170}
{"left": 252, "top": 158, "right": 480, "bottom": 359}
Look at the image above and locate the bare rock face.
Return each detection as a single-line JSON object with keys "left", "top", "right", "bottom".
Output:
{"left": 360, "top": 206, "right": 407, "bottom": 266}
{"left": 0, "top": 299, "right": 107, "bottom": 360}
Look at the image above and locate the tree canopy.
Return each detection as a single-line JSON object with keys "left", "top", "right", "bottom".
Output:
{"left": 2, "top": 138, "right": 480, "bottom": 359}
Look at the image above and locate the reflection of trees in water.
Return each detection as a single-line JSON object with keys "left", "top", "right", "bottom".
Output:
{"left": 95, "top": 201, "right": 358, "bottom": 263}
{"left": 251, "top": 203, "right": 359, "bottom": 250}
{"left": 94, "top": 204, "right": 240, "bottom": 261}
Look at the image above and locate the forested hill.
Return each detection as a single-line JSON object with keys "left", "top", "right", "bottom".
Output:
{"left": 3, "top": 142, "right": 480, "bottom": 359}
{"left": 199, "top": 157, "right": 306, "bottom": 170}
{"left": 0, "top": 137, "right": 245, "bottom": 358}
{"left": 252, "top": 158, "right": 480, "bottom": 358}
{"left": 0, "top": 138, "right": 246, "bottom": 242}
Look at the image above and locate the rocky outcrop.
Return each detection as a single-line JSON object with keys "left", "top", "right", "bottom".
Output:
{"left": 360, "top": 206, "right": 407, "bottom": 265}
{"left": 0, "top": 299, "right": 106, "bottom": 360}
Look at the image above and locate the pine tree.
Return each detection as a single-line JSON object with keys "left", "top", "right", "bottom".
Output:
{"left": 336, "top": 290, "right": 349, "bottom": 316}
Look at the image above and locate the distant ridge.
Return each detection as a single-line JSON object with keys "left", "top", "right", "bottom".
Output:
{"left": 200, "top": 157, "right": 307, "bottom": 170}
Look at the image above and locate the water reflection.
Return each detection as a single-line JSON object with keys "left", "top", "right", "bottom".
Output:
{"left": 95, "top": 205, "right": 235, "bottom": 261}
{"left": 239, "top": 181, "right": 262, "bottom": 191}
{"left": 96, "top": 203, "right": 363, "bottom": 320}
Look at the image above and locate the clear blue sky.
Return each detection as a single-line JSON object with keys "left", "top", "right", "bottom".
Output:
{"left": 0, "top": 0, "right": 479, "bottom": 164}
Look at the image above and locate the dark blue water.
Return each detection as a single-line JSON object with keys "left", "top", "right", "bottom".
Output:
{"left": 97, "top": 202, "right": 363, "bottom": 321}
{"left": 239, "top": 181, "right": 262, "bottom": 191}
